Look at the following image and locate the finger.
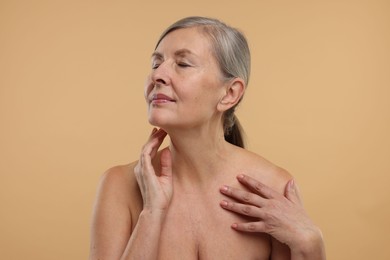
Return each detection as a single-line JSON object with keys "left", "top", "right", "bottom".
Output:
{"left": 220, "top": 200, "right": 264, "bottom": 219}
{"left": 285, "top": 179, "right": 303, "bottom": 204}
{"left": 143, "top": 129, "right": 167, "bottom": 159}
{"left": 141, "top": 151, "right": 155, "bottom": 181}
{"left": 231, "top": 221, "right": 266, "bottom": 233}
{"left": 220, "top": 185, "right": 266, "bottom": 207}
{"left": 150, "top": 129, "right": 167, "bottom": 158}
{"left": 139, "top": 139, "right": 160, "bottom": 176}
{"left": 138, "top": 129, "right": 168, "bottom": 182}
{"left": 160, "top": 148, "right": 172, "bottom": 178}
{"left": 150, "top": 127, "right": 158, "bottom": 137}
{"left": 237, "top": 174, "right": 281, "bottom": 200}
{"left": 145, "top": 128, "right": 165, "bottom": 144}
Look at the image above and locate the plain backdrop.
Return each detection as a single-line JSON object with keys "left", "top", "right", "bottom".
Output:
{"left": 1, "top": 0, "right": 389, "bottom": 259}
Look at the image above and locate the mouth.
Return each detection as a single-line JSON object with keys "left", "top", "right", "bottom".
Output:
{"left": 150, "top": 93, "right": 176, "bottom": 104}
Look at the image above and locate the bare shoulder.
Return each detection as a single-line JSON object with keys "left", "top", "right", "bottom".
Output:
{"left": 98, "top": 163, "right": 135, "bottom": 197}
{"left": 233, "top": 146, "right": 292, "bottom": 194}
{"left": 96, "top": 162, "right": 142, "bottom": 215}
{"left": 90, "top": 162, "right": 142, "bottom": 259}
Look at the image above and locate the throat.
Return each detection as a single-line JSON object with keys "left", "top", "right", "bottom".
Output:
{"left": 170, "top": 144, "right": 232, "bottom": 185}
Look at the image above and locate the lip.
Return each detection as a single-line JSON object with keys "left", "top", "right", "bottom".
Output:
{"left": 150, "top": 93, "right": 176, "bottom": 103}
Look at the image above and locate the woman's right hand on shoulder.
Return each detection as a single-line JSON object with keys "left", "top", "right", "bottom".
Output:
{"left": 134, "top": 128, "right": 173, "bottom": 214}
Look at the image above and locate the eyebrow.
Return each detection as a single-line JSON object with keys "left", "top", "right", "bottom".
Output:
{"left": 151, "top": 51, "right": 163, "bottom": 60}
{"left": 174, "top": 49, "right": 195, "bottom": 57}
{"left": 151, "top": 48, "right": 196, "bottom": 59}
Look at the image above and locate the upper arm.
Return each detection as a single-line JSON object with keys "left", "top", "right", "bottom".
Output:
{"left": 89, "top": 165, "right": 138, "bottom": 260}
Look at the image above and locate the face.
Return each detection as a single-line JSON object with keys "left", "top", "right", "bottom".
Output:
{"left": 144, "top": 27, "right": 227, "bottom": 131}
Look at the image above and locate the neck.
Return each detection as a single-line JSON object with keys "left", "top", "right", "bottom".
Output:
{"left": 165, "top": 125, "right": 232, "bottom": 186}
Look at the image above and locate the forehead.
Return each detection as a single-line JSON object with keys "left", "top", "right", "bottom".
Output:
{"left": 154, "top": 27, "right": 212, "bottom": 57}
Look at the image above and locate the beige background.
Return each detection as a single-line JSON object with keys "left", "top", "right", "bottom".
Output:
{"left": 1, "top": 0, "right": 389, "bottom": 259}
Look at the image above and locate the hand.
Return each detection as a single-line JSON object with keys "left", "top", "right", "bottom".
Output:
{"left": 134, "top": 128, "right": 173, "bottom": 213}
{"left": 220, "top": 174, "right": 323, "bottom": 253}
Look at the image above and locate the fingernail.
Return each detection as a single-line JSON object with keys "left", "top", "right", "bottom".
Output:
{"left": 289, "top": 179, "right": 295, "bottom": 190}
{"left": 220, "top": 200, "right": 228, "bottom": 207}
{"left": 231, "top": 223, "right": 238, "bottom": 229}
{"left": 237, "top": 174, "right": 244, "bottom": 180}
{"left": 151, "top": 128, "right": 157, "bottom": 134}
{"left": 220, "top": 185, "right": 228, "bottom": 192}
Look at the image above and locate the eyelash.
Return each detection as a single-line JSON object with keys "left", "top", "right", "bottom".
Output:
{"left": 151, "top": 62, "right": 190, "bottom": 70}
{"left": 178, "top": 63, "right": 190, "bottom": 68}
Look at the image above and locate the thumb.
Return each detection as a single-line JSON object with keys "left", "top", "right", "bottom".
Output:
{"left": 160, "top": 148, "right": 172, "bottom": 178}
{"left": 285, "top": 179, "right": 303, "bottom": 204}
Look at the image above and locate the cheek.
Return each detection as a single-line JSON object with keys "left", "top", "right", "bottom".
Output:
{"left": 197, "top": 85, "right": 223, "bottom": 106}
{"left": 144, "top": 76, "right": 153, "bottom": 100}
{"left": 189, "top": 94, "right": 218, "bottom": 114}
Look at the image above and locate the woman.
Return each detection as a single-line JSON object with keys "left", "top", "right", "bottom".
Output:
{"left": 89, "top": 16, "right": 325, "bottom": 259}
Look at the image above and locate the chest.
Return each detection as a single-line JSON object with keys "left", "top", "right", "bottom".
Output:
{"left": 157, "top": 189, "right": 271, "bottom": 260}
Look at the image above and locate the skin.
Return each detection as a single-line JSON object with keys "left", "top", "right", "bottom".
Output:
{"left": 89, "top": 27, "right": 325, "bottom": 260}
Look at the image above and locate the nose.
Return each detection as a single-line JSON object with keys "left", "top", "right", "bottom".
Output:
{"left": 151, "top": 61, "right": 170, "bottom": 86}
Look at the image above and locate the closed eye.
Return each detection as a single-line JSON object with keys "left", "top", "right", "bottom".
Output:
{"left": 152, "top": 63, "right": 160, "bottom": 69}
{"left": 178, "top": 63, "right": 190, "bottom": 68}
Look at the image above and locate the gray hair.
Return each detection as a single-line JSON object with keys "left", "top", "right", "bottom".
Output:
{"left": 155, "top": 16, "right": 251, "bottom": 147}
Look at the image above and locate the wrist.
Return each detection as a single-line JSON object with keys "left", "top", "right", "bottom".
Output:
{"left": 140, "top": 208, "right": 168, "bottom": 222}
{"left": 290, "top": 226, "right": 326, "bottom": 260}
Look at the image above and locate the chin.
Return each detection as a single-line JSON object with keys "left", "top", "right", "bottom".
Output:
{"left": 148, "top": 116, "right": 169, "bottom": 128}
{"left": 148, "top": 119, "right": 180, "bottom": 134}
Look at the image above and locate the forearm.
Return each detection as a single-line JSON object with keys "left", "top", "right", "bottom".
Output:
{"left": 120, "top": 209, "right": 166, "bottom": 260}
{"left": 290, "top": 228, "right": 326, "bottom": 260}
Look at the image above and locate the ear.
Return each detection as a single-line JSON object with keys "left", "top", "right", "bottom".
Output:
{"left": 217, "top": 78, "right": 245, "bottom": 112}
